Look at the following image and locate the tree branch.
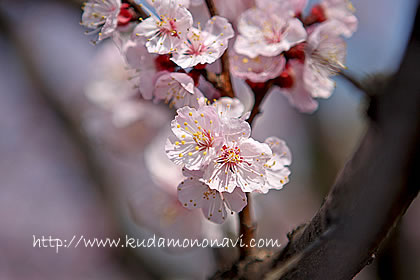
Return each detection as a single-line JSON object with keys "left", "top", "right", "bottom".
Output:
{"left": 125, "top": 0, "right": 148, "bottom": 19}
{"left": 211, "top": 3, "right": 420, "bottom": 279}
{"left": 339, "top": 70, "right": 365, "bottom": 93}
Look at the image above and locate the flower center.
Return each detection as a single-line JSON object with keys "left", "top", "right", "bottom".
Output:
{"left": 193, "top": 129, "right": 214, "bottom": 151}
{"left": 202, "top": 189, "right": 217, "bottom": 200}
{"left": 262, "top": 22, "right": 289, "bottom": 44}
{"left": 185, "top": 33, "right": 208, "bottom": 55}
{"left": 157, "top": 16, "right": 180, "bottom": 38}
{"left": 216, "top": 145, "right": 250, "bottom": 172}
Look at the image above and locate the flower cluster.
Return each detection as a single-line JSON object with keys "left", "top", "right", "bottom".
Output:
{"left": 230, "top": 0, "right": 357, "bottom": 112}
{"left": 82, "top": 0, "right": 235, "bottom": 110}
{"left": 81, "top": 0, "right": 357, "bottom": 224}
{"left": 165, "top": 98, "right": 291, "bottom": 223}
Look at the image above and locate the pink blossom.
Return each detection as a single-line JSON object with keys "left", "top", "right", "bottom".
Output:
{"left": 134, "top": 0, "right": 193, "bottom": 54}
{"left": 147, "top": 0, "right": 191, "bottom": 8}
{"left": 123, "top": 39, "right": 159, "bottom": 100}
{"left": 178, "top": 169, "right": 247, "bottom": 223}
{"left": 320, "top": 0, "right": 357, "bottom": 37}
{"left": 212, "top": 0, "right": 254, "bottom": 25}
{"left": 165, "top": 105, "right": 224, "bottom": 170}
{"left": 230, "top": 51, "right": 286, "bottom": 83}
{"left": 81, "top": 0, "right": 121, "bottom": 42}
{"left": 213, "top": 97, "right": 246, "bottom": 119}
{"left": 171, "top": 16, "right": 234, "bottom": 68}
{"left": 278, "top": 61, "right": 319, "bottom": 113}
{"left": 304, "top": 20, "right": 347, "bottom": 99}
{"left": 85, "top": 41, "right": 151, "bottom": 127}
{"left": 260, "top": 137, "right": 292, "bottom": 193}
{"left": 203, "top": 137, "right": 272, "bottom": 193}
{"left": 154, "top": 72, "right": 204, "bottom": 108}
{"left": 256, "top": 0, "right": 307, "bottom": 16}
{"left": 203, "top": 97, "right": 251, "bottom": 140}
{"left": 130, "top": 181, "right": 205, "bottom": 240}
{"left": 234, "top": 7, "right": 306, "bottom": 58}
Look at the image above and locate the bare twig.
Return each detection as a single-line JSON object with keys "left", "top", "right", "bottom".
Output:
{"left": 247, "top": 81, "right": 274, "bottom": 125}
{"left": 339, "top": 70, "right": 365, "bottom": 93}
{"left": 204, "top": 0, "right": 219, "bottom": 16}
{"left": 125, "top": 0, "right": 148, "bottom": 19}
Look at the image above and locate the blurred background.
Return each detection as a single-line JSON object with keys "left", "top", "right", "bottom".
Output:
{"left": 0, "top": 0, "right": 419, "bottom": 279}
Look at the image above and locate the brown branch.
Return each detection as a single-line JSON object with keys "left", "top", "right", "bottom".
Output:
{"left": 219, "top": 52, "right": 235, "bottom": 98}
{"left": 211, "top": 3, "right": 420, "bottom": 279}
{"left": 204, "top": 0, "right": 219, "bottom": 16}
{"left": 247, "top": 82, "right": 273, "bottom": 125}
{"left": 238, "top": 194, "right": 256, "bottom": 259}
{"left": 125, "top": 0, "right": 148, "bottom": 19}
{"left": 339, "top": 70, "right": 365, "bottom": 93}
{"left": 204, "top": 0, "right": 234, "bottom": 98}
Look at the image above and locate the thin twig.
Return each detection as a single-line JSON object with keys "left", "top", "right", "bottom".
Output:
{"left": 339, "top": 70, "right": 365, "bottom": 92}
{"left": 125, "top": 0, "right": 148, "bottom": 19}
{"left": 247, "top": 81, "right": 274, "bottom": 125}
{"left": 204, "top": 0, "right": 219, "bottom": 16}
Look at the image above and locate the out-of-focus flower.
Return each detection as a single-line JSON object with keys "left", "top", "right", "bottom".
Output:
{"left": 277, "top": 60, "right": 319, "bottom": 113}
{"left": 147, "top": 0, "right": 191, "bottom": 8}
{"left": 154, "top": 72, "right": 204, "bottom": 108}
{"left": 256, "top": 0, "right": 307, "bottom": 17}
{"left": 260, "top": 137, "right": 292, "bottom": 193}
{"left": 178, "top": 168, "right": 247, "bottom": 223}
{"left": 234, "top": 7, "right": 306, "bottom": 58}
{"left": 123, "top": 39, "right": 160, "bottom": 100}
{"left": 134, "top": 0, "right": 193, "bottom": 54}
{"left": 165, "top": 105, "right": 224, "bottom": 170}
{"left": 85, "top": 42, "right": 148, "bottom": 127}
{"left": 81, "top": 0, "right": 122, "bottom": 43}
{"left": 171, "top": 16, "right": 234, "bottom": 68}
{"left": 319, "top": 0, "right": 357, "bottom": 37}
{"left": 212, "top": 0, "right": 254, "bottom": 25}
{"left": 230, "top": 51, "right": 286, "bottom": 83}
{"left": 130, "top": 181, "right": 206, "bottom": 240}
{"left": 304, "top": 20, "right": 347, "bottom": 99}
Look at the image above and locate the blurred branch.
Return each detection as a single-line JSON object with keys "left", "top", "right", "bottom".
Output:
{"left": 212, "top": 2, "right": 420, "bottom": 279}
{"left": 0, "top": 6, "right": 156, "bottom": 280}
{"left": 339, "top": 70, "right": 365, "bottom": 93}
